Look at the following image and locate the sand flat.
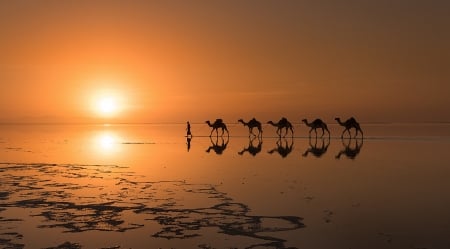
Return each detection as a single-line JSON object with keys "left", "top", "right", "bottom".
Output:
{"left": 1, "top": 123, "right": 450, "bottom": 248}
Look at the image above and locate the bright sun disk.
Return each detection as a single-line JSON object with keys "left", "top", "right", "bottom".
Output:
{"left": 96, "top": 95, "right": 120, "bottom": 117}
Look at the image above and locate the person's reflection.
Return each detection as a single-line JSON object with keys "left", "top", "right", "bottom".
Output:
{"left": 206, "top": 136, "right": 229, "bottom": 155}
{"left": 335, "top": 137, "right": 364, "bottom": 160}
{"left": 268, "top": 137, "right": 294, "bottom": 158}
{"left": 302, "top": 136, "right": 330, "bottom": 158}
{"left": 186, "top": 136, "right": 192, "bottom": 152}
{"left": 238, "top": 136, "right": 263, "bottom": 157}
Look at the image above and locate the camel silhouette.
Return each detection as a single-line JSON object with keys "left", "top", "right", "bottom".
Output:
{"left": 335, "top": 137, "right": 363, "bottom": 160}
{"left": 302, "top": 118, "right": 330, "bottom": 138}
{"left": 206, "top": 136, "right": 229, "bottom": 155}
{"left": 302, "top": 136, "right": 330, "bottom": 158}
{"left": 335, "top": 117, "right": 363, "bottom": 138}
{"left": 238, "top": 136, "right": 263, "bottom": 157}
{"left": 238, "top": 118, "right": 263, "bottom": 137}
{"left": 206, "top": 119, "right": 229, "bottom": 137}
{"left": 267, "top": 117, "right": 294, "bottom": 137}
{"left": 268, "top": 137, "right": 294, "bottom": 158}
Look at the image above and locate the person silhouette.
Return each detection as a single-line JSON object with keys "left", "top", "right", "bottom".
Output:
{"left": 186, "top": 121, "right": 192, "bottom": 137}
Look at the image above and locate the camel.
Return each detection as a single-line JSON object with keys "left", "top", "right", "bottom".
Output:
{"left": 267, "top": 137, "right": 294, "bottom": 158}
{"left": 267, "top": 117, "right": 294, "bottom": 137}
{"left": 206, "top": 136, "right": 229, "bottom": 155}
{"left": 238, "top": 136, "right": 263, "bottom": 157}
{"left": 335, "top": 137, "right": 363, "bottom": 160}
{"left": 238, "top": 118, "right": 263, "bottom": 137}
{"left": 335, "top": 117, "right": 363, "bottom": 138}
{"left": 205, "top": 119, "right": 229, "bottom": 137}
{"left": 302, "top": 118, "right": 330, "bottom": 138}
{"left": 302, "top": 136, "right": 330, "bottom": 158}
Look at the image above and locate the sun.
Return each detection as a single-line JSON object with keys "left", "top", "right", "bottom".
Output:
{"left": 98, "top": 97, "right": 117, "bottom": 115}
{"left": 94, "top": 94, "right": 122, "bottom": 117}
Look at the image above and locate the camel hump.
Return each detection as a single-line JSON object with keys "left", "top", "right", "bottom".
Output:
{"left": 215, "top": 118, "right": 223, "bottom": 123}
{"left": 349, "top": 117, "right": 357, "bottom": 122}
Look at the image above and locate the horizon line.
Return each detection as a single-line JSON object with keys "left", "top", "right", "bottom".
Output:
{"left": 1, "top": 121, "right": 450, "bottom": 125}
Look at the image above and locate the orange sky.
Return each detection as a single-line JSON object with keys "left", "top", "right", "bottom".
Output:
{"left": 1, "top": 1, "right": 449, "bottom": 123}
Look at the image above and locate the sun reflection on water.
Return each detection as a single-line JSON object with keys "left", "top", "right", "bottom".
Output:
{"left": 94, "top": 131, "right": 121, "bottom": 155}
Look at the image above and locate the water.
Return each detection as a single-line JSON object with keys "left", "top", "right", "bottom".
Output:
{"left": 1, "top": 123, "right": 450, "bottom": 249}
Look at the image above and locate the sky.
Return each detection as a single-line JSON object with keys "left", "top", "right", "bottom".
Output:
{"left": 1, "top": 0, "right": 449, "bottom": 123}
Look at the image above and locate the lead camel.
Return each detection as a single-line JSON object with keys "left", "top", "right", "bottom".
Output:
{"left": 205, "top": 119, "right": 229, "bottom": 137}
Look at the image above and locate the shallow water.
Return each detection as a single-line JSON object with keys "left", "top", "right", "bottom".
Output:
{"left": 1, "top": 123, "right": 450, "bottom": 249}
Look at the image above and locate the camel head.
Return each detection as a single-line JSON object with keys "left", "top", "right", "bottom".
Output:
{"left": 334, "top": 117, "right": 340, "bottom": 122}
{"left": 238, "top": 119, "right": 244, "bottom": 123}
{"left": 301, "top": 119, "right": 307, "bottom": 123}
{"left": 205, "top": 120, "right": 211, "bottom": 125}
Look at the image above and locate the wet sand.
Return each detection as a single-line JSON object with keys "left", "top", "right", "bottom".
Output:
{"left": 1, "top": 123, "right": 450, "bottom": 248}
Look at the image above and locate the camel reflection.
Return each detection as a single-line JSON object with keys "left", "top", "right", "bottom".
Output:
{"left": 336, "top": 137, "right": 364, "bottom": 160}
{"left": 302, "top": 136, "right": 330, "bottom": 158}
{"left": 206, "top": 136, "right": 229, "bottom": 155}
{"left": 238, "top": 136, "right": 263, "bottom": 157}
{"left": 268, "top": 137, "right": 294, "bottom": 158}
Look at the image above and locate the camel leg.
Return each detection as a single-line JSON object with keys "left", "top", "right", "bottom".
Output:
{"left": 346, "top": 129, "right": 351, "bottom": 138}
